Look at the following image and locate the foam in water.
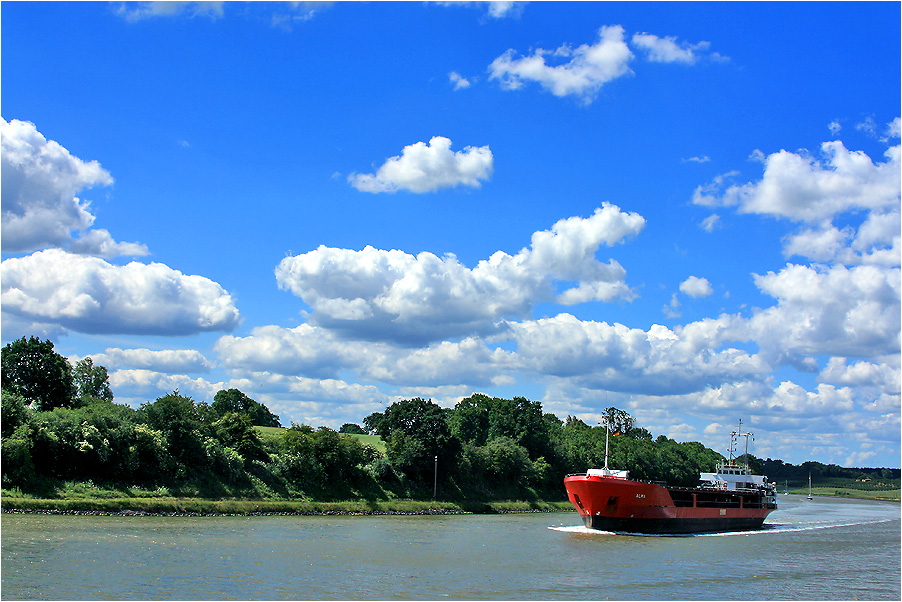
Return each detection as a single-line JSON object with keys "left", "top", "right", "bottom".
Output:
{"left": 549, "top": 517, "right": 898, "bottom": 538}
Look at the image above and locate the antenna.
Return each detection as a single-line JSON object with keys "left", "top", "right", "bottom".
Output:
{"left": 730, "top": 419, "right": 754, "bottom": 467}
{"left": 601, "top": 419, "right": 610, "bottom": 471}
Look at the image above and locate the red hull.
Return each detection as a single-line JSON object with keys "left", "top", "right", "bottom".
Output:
{"left": 564, "top": 474, "right": 776, "bottom": 534}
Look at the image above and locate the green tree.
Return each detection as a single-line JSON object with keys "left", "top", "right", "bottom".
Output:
{"left": 1, "top": 336, "right": 76, "bottom": 410}
{"left": 211, "top": 388, "right": 281, "bottom": 427}
{"left": 73, "top": 357, "right": 113, "bottom": 402}
{"left": 450, "top": 394, "right": 492, "bottom": 446}
{"left": 139, "top": 391, "right": 209, "bottom": 475}
{"left": 212, "top": 412, "right": 267, "bottom": 462}
{"left": 339, "top": 423, "right": 366, "bottom": 434}
{"left": 601, "top": 407, "right": 636, "bottom": 435}
{"left": 362, "top": 411, "right": 384, "bottom": 436}
{"left": 1, "top": 391, "right": 36, "bottom": 485}
{"left": 378, "top": 398, "right": 459, "bottom": 480}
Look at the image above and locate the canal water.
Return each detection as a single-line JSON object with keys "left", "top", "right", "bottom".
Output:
{"left": 2, "top": 495, "right": 899, "bottom": 600}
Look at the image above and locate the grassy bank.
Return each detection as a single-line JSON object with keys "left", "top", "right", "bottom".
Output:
{"left": 0, "top": 483, "right": 572, "bottom": 516}
{"left": 802, "top": 486, "right": 901, "bottom": 501}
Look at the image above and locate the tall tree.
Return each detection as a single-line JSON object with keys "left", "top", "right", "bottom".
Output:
{"left": 1, "top": 337, "right": 75, "bottom": 411}
{"left": 73, "top": 357, "right": 114, "bottom": 401}
{"left": 378, "top": 398, "right": 459, "bottom": 480}
{"left": 601, "top": 407, "right": 636, "bottom": 435}
{"left": 211, "top": 388, "right": 280, "bottom": 427}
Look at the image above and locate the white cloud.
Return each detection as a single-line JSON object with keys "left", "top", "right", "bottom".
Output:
{"left": 115, "top": 1, "right": 224, "bottom": 22}
{"left": 693, "top": 141, "right": 900, "bottom": 223}
{"left": 1, "top": 118, "right": 147, "bottom": 257}
{"left": 749, "top": 263, "right": 900, "bottom": 361}
{"left": 448, "top": 71, "right": 472, "bottom": 90}
{"left": 109, "top": 369, "right": 224, "bottom": 402}
{"left": 488, "top": 25, "right": 633, "bottom": 103}
{"left": 216, "top": 324, "right": 359, "bottom": 380}
{"left": 1, "top": 249, "right": 241, "bottom": 336}
{"left": 216, "top": 324, "right": 514, "bottom": 388}
{"left": 437, "top": 1, "right": 527, "bottom": 19}
{"left": 89, "top": 347, "right": 214, "bottom": 373}
{"left": 508, "top": 312, "right": 765, "bottom": 396}
{"left": 693, "top": 135, "right": 901, "bottom": 269}
{"left": 887, "top": 117, "right": 901, "bottom": 139}
{"left": 700, "top": 214, "right": 720, "bottom": 232}
{"left": 679, "top": 276, "right": 713, "bottom": 298}
{"left": 274, "top": 204, "right": 644, "bottom": 344}
{"left": 631, "top": 33, "right": 721, "bottom": 64}
{"left": 348, "top": 136, "right": 493, "bottom": 193}
{"left": 856, "top": 116, "right": 877, "bottom": 137}
{"left": 820, "top": 356, "right": 900, "bottom": 389}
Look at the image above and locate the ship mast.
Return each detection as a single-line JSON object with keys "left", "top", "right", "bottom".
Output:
{"left": 729, "top": 419, "right": 754, "bottom": 468}
{"left": 603, "top": 420, "right": 610, "bottom": 471}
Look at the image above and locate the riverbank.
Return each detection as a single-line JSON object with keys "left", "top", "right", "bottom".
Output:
{"left": 0, "top": 494, "right": 573, "bottom": 516}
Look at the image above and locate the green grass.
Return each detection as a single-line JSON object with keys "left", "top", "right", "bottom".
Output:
{"left": 253, "top": 427, "right": 387, "bottom": 453}
{"left": 0, "top": 489, "right": 572, "bottom": 515}
{"left": 347, "top": 433, "right": 386, "bottom": 453}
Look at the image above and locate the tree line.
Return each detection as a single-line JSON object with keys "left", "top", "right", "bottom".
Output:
{"left": 3, "top": 336, "right": 892, "bottom": 501}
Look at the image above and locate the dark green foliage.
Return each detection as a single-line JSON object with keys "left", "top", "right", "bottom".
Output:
{"left": 362, "top": 411, "right": 384, "bottom": 435}
{"left": 373, "top": 397, "right": 460, "bottom": 481}
{"left": 5, "top": 364, "right": 896, "bottom": 503}
{"left": 73, "top": 357, "right": 114, "bottom": 402}
{"left": 1, "top": 336, "right": 76, "bottom": 411}
{"left": 451, "top": 394, "right": 551, "bottom": 459}
{"left": 762, "top": 458, "right": 901, "bottom": 488}
{"left": 601, "top": 406, "right": 636, "bottom": 435}
{"left": 2, "top": 390, "right": 31, "bottom": 438}
{"left": 139, "top": 391, "right": 211, "bottom": 477}
{"left": 212, "top": 412, "right": 267, "bottom": 463}
{"left": 274, "top": 424, "right": 377, "bottom": 495}
{"left": 1, "top": 391, "right": 36, "bottom": 485}
{"left": 339, "top": 423, "right": 366, "bottom": 434}
{"left": 211, "top": 388, "right": 281, "bottom": 427}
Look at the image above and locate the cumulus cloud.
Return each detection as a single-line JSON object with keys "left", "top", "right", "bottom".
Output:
{"left": 488, "top": 25, "right": 633, "bottom": 103}
{"left": 508, "top": 313, "right": 765, "bottom": 396}
{"left": 1, "top": 249, "right": 241, "bottom": 336}
{"left": 693, "top": 132, "right": 901, "bottom": 268}
{"left": 109, "top": 369, "right": 224, "bottom": 401}
{"left": 748, "top": 263, "right": 900, "bottom": 361}
{"left": 216, "top": 324, "right": 514, "bottom": 388}
{"left": 89, "top": 348, "right": 214, "bottom": 373}
{"left": 693, "top": 140, "right": 900, "bottom": 223}
{"left": 1, "top": 118, "right": 147, "bottom": 257}
{"left": 631, "top": 33, "right": 723, "bottom": 64}
{"left": 679, "top": 276, "right": 713, "bottom": 298}
{"left": 348, "top": 136, "right": 493, "bottom": 193}
{"left": 274, "top": 204, "right": 645, "bottom": 344}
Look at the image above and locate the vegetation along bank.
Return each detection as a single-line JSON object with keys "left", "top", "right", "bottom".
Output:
{"left": 3, "top": 336, "right": 899, "bottom": 514}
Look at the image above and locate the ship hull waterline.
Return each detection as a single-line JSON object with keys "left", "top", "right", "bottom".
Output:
{"left": 564, "top": 474, "right": 776, "bottom": 535}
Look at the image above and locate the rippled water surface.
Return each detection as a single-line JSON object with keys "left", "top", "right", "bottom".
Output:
{"left": 2, "top": 495, "right": 899, "bottom": 600}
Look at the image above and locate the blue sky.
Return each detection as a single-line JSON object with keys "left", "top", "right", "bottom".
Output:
{"left": 2, "top": 1, "right": 899, "bottom": 468}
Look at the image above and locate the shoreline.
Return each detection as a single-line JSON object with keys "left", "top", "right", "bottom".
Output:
{"left": 0, "top": 497, "right": 574, "bottom": 517}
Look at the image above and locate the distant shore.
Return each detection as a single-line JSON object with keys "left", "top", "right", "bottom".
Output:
{"left": 0, "top": 496, "right": 574, "bottom": 517}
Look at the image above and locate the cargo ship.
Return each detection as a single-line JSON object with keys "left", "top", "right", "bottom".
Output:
{"left": 564, "top": 420, "right": 777, "bottom": 534}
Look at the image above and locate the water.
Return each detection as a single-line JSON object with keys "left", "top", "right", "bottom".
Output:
{"left": 1, "top": 495, "right": 899, "bottom": 600}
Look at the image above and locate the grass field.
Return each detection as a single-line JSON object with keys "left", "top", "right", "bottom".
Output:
{"left": 0, "top": 489, "right": 572, "bottom": 515}
{"left": 254, "top": 426, "right": 387, "bottom": 453}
